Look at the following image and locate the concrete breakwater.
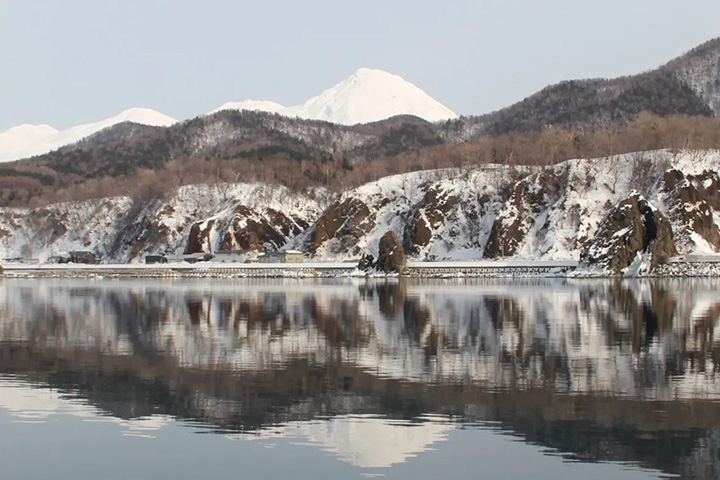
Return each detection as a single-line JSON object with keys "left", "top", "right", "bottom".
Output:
{"left": 0, "top": 261, "right": 579, "bottom": 279}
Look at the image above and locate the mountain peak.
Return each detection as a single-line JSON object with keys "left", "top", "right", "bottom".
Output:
{"left": 210, "top": 68, "right": 457, "bottom": 126}
{"left": 110, "top": 108, "right": 177, "bottom": 127}
{"left": 283, "top": 68, "right": 457, "bottom": 125}
{"left": 352, "top": 67, "right": 392, "bottom": 78}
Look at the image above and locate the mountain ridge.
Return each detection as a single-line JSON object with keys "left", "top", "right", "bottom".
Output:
{"left": 0, "top": 108, "right": 176, "bottom": 163}
{"left": 0, "top": 68, "right": 456, "bottom": 163}
{"left": 451, "top": 37, "right": 720, "bottom": 138}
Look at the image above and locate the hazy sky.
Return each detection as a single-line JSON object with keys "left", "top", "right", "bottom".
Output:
{"left": 1, "top": 0, "right": 719, "bottom": 131}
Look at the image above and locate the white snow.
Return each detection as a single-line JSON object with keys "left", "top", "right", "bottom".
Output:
{"left": 211, "top": 67, "right": 458, "bottom": 125}
{"left": 2, "top": 68, "right": 452, "bottom": 163}
{"left": 0, "top": 107, "right": 177, "bottom": 163}
{"left": 0, "top": 124, "right": 59, "bottom": 161}
{"left": 210, "top": 99, "right": 285, "bottom": 115}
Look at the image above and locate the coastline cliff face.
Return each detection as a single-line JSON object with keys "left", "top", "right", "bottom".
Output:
{"left": 579, "top": 193, "right": 678, "bottom": 275}
{"left": 0, "top": 149, "right": 718, "bottom": 273}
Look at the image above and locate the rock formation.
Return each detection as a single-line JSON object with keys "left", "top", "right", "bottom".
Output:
{"left": 580, "top": 192, "right": 678, "bottom": 274}
{"left": 307, "top": 198, "right": 376, "bottom": 256}
{"left": 484, "top": 166, "right": 569, "bottom": 258}
{"left": 662, "top": 168, "right": 720, "bottom": 252}
{"left": 376, "top": 231, "right": 408, "bottom": 274}
{"left": 403, "top": 185, "right": 459, "bottom": 255}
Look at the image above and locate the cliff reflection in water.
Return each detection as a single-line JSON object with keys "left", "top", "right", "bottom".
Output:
{"left": 1, "top": 278, "right": 719, "bottom": 477}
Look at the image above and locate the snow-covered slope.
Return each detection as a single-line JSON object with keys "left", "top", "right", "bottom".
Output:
{"left": 209, "top": 99, "right": 285, "bottom": 115}
{"left": 0, "top": 183, "right": 323, "bottom": 263}
{"left": 294, "top": 149, "right": 720, "bottom": 264}
{"left": 0, "top": 108, "right": 177, "bottom": 163}
{"left": 0, "top": 124, "right": 60, "bottom": 162}
{"left": 663, "top": 38, "right": 720, "bottom": 113}
{"left": 1, "top": 149, "right": 718, "bottom": 267}
{"left": 211, "top": 68, "right": 457, "bottom": 125}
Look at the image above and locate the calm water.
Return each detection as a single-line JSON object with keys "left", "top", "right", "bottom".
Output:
{"left": 0, "top": 277, "right": 719, "bottom": 479}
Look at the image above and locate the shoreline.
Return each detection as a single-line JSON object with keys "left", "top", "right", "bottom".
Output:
{"left": 2, "top": 259, "right": 719, "bottom": 278}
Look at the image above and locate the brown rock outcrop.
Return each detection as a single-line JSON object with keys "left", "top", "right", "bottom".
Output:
{"left": 184, "top": 219, "right": 216, "bottom": 254}
{"left": 307, "top": 197, "right": 376, "bottom": 256}
{"left": 404, "top": 185, "right": 458, "bottom": 254}
{"left": 376, "top": 231, "right": 408, "bottom": 274}
{"left": 484, "top": 167, "right": 569, "bottom": 258}
{"left": 580, "top": 193, "right": 678, "bottom": 274}
{"left": 662, "top": 169, "right": 720, "bottom": 252}
{"left": 185, "top": 205, "right": 309, "bottom": 254}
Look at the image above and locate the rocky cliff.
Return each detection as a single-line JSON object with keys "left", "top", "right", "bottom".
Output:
{"left": 1, "top": 149, "right": 718, "bottom": 274}
{"left": 0, "top": 183, "right": 323, "bottom": 263}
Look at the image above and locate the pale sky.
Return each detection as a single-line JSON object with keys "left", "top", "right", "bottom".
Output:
{"left": 1, "top": 0, "right": 718, "bottom": 131}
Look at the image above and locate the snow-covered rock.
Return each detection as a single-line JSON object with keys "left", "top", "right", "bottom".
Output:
{"left": 291, "top": 167, "right": 509, "bottom": 260}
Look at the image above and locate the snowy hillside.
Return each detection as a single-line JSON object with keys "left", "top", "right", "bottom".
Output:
{"left": 291, "top": 149, "right": 719, "bottom": 265}
{"left": 0, "top": 149, "right": 718, "bottom": 268}
{"left": 663, "top": 38, "right": 720, "bottom": 113}
{"left": 0, "top": 108, "right": 177, "bottom": 163}
{"left": 0, "top": 183, "right": 323, "bottom": 263}
{"left": 212, "top": 68, "right": 458, "bottom": 125}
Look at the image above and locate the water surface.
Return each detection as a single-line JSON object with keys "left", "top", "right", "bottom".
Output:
{"left": 0, "top": 278, "right": 718, "bottom": 479}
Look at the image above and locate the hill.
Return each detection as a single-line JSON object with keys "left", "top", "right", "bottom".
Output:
{"left": 450, "top": 38, "right": 720, "bottom": 137}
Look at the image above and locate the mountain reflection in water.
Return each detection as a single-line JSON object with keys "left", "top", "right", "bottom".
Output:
{"left": 0, "top": 278, "right": 719, "bottom": 478}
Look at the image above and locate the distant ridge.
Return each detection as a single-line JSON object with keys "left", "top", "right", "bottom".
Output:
{"left": 0, "top": 108, "right": 176, "bottom": 163}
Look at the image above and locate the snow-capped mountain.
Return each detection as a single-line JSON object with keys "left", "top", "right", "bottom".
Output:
{"left": 211, "top": 67, "right": 458, "bottom": 125}
{"left": 0, "top": 107, "right": 177, "bottom": 163}
{"left": 0, "top": 68, "right": 452, "bottom": 163}
{"left": 0, "top": 124, "right": 60, "bottom": 162}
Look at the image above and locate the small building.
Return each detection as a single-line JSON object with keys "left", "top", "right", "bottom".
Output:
{"left": 283, "top": 250, "right": 305, "bottom": 263}
{"left": 46, "top": 254, "right": 71, "bottom": 264}
{"left": 212, "top": 249, "right": 255, "bottom": 263}
{"left": 180, "top": 252, "right": 214, "bottom": 264}
{"left": 145, "top": 254, "right": 168, "bottom": 264}
{"left": 257, "top": 250, "right": 305, "bottom": 264}
{"left": 69, "top": 251, "right": 99, "bottom": 264}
